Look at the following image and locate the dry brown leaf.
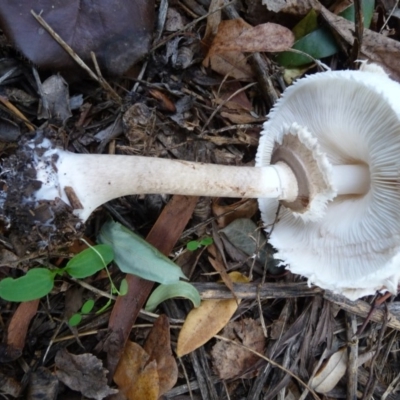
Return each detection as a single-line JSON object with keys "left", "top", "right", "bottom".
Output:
{"left": 212, "top": 198, "right": 258, "bottom": 228}
{"left": 177, "top": 272, "right": 249, "bottom": 357}
{"left": 212, "top": 81, "right": 253, "bottom": 111}
{"left": 203, "top": 0, "right": 224, "bottom": 47}
{"left": 148, "top": 89, "right": 176, "bottom": 113}
{"left": 7, "top": 300, "right": 39, "bottom": 357}
{"left": 206, "top": 19, "right": 294, "bottom": 57}
{"left": 310, "top": 347, "right": 347, "bottom": 393}
{"left": 211, "top": 318, "right": 265, "bottom": 379}
{"left": 206, "top": 51, "right": 255, "bottom": 81}
{"left": 143, "top": 315, "right": 178, "bottom": 396}
{"left": 55, "top": 349, "right": 117, "bottom": 400}
{"left": 114, "top": 341, "right": 159, "bottom": 400}
{"left": 320, "top": 6, "right": 400, "bottom": 82}
{"left": 220, "top": 111, "right": 259, "bottom": 124}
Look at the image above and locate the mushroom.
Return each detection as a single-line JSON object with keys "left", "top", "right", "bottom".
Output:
{"left": 257, "top": 63, "right": 400, "bottom": 300}
{"left": 2, "top": 64, "right": 399, "bottom": 299}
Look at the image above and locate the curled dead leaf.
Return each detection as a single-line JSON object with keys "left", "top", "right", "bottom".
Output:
{"left": 310, "top": 347, "right": 347, "bottom": 394}
{"left": 143, "top": 315, "right": 178, "bottom": 396}
{"left": 55, "top": 349, "right": 117, "bottom": 400}
{"left": 114, "top": 341, "right": 159, "bottom": 400}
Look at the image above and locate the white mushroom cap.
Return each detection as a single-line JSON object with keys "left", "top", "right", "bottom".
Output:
{"left": 256, "top": 67, "right": 400, "bottom": 300}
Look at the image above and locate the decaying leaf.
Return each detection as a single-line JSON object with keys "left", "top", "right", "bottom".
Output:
{"left": 114, "top": 341, "right": 159, "bottom": 400}
{"left": 143, "top": 315, "right": 178, "bottom": 396}
{"left": 55, "top": 349, "right": 117, "bottom": 400}
{"left": 203, "top": 18, "right": 294, "bottom": 80}
{"left": 0, "top": 372, "right": 21, "bottom": 397}
{"left": 177, "top": 272, "right": 249, "bottom": 357}
{"left": 27, "top": 367, "right": 59, "bottom": 400}
{"left": 205, "top": 51, "right": 255, "bottom": 81}
{"left": 211, "top": 318, "right": 265, "bottom": 379}
{"left": 205, "top": 19, "right": 294, "bottom": 57}
{"left": 0, "top": 0, "right": 154, "bottom": 78}
{"left": 220, "top": 218, "right": 270, "bottom": 267}
{"left": 37, "top": 74, "right": 72, "bottom": 122}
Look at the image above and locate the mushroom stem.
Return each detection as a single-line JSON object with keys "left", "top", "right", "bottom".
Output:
{"left": 50, "top": 151, "right": 299, "bottom": 222}
{"left": 37, "top": 150, "right": 371, "bottom": 222}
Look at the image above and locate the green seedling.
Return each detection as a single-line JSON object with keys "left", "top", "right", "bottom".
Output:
{"left": 0, "top": 244, "right": 114, "bottom": 302}
{"left": 186, "top": 236, "right": 213, "bottom": 251}
{"left": 69, "top": 299, "right": 95, "bottom": 327}
{"left": 0, "top": 219, "right": 200, "bottom": 311}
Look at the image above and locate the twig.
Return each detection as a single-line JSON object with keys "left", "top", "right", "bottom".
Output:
{"left": 346, "top": 312, "right": 358, "bottom": 400}
{"left": 350, "top": 0, "right": 364, "bottom": 64}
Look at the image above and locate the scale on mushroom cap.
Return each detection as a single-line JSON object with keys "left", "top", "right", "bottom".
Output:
{"left": 2, "top": 63, "right": 400, "bottom": 300}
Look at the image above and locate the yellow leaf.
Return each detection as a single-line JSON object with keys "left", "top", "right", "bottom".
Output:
{"left": 177, "top": 272, "right": 249, "bottom": 357}
{"left": 114, "top": 341, "right": 159, "bottom": 400}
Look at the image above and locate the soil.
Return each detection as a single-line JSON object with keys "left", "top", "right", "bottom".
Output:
{"left": 1, "top": 130, "right": 84, "bottom": 255}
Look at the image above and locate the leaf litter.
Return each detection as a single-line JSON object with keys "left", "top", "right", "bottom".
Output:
{"left": 0, "top": 1, "right": 400, "bottom": 399}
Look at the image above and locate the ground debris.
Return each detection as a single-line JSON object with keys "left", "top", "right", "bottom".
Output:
{"left": 1, "top": 130, "right": 84, "bottom": 255}
{"left": 55, "top": 348, "right": 117, "bottom": 400}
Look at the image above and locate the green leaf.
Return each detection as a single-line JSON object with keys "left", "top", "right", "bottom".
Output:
{"left": 276, "top": 26, "right": 338, "bottom": 68}
{"left": 69, "top": 313, "right": 82, "bottom": 327}
{"left": 81, "top": 299, "right": 95, "bottom": 314}
{"left": 200, "top": 237, "right": 213, "bottom": 246}
{"left": 277, "top": 0, "right": 375, "bottom": 68}
{"left": 292, "top": 9, "right": 318, "bottom": 40}
{"left": 145, "top": 281, "right": 201, "bottom": 312}
{"left": 64, "top": 244, "right": 114, "bottom": 279}
{"left": 119, "top": 278, "right": 128, "bottom": 296}
{"left": 340, "top": 0, "right": 374, "bottom": 28}
{"left": 187, "top": 240, "right": 200, "bottom": 251}
{"left": 98, "top": 220, "right": 186, "bottom": 284}
{"left": 0, "top": 268, "right": 55, "bottom": 302}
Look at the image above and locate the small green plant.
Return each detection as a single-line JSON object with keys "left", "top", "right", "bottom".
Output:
{"left": 69, "top": 299, "right": 95, "bottom": 326}
{"left": 0, "top": 244, "right": 114, "bottom": 302}
{"left": 186, "top": 236, "right": 213, "bottom": 251}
